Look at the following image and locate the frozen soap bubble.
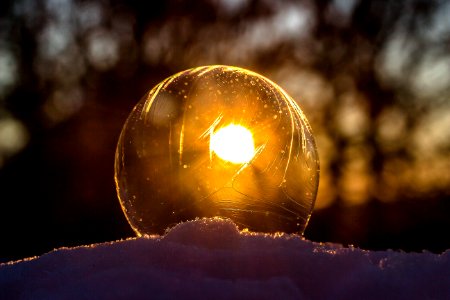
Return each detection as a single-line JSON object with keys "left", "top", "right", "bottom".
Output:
{"left": 115, "top": 65, "right": 319, "bottom": 236}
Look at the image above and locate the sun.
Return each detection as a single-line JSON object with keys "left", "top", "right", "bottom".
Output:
{"left": 210, "top": 124, "right": 255, "bottom": 164}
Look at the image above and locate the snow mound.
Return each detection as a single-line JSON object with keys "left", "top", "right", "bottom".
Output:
{"left": 1, "top": 218, "right": 449, "bottom": 299}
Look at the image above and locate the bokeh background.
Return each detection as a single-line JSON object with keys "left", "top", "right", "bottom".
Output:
{"left": 1, "top": 0, "right": 449, "bottom": 262}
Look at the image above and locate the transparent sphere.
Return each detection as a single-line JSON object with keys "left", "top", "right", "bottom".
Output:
{"left": 115, "top": 65, "right": 319, "bottom": 236}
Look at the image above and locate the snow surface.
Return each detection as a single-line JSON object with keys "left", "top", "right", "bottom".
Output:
{"left": 1, "top": 218, "right": 449, "bottom": 299}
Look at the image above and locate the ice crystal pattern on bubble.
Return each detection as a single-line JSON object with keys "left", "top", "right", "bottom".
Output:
{"left": 115, "top": 66, "right": 319, "bottom": 235}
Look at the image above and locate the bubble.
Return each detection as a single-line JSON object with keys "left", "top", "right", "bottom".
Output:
{"left": 115, "top": 65, "right": 319, "bottom": 236}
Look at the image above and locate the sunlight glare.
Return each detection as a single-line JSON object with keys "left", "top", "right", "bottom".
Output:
{"left": 210, "top": 124, "right": 255, "bottom": 164}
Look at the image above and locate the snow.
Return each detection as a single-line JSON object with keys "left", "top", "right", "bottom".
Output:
{"left": 1, "top": 218, "right": 449, "bottom": 299}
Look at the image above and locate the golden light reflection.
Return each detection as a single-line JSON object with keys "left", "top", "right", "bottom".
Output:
{"left": 116, "top": 65, "right": 319, "bottom": 235}
{"left": 210, "top": 124, "right": 255, "bottom": 164}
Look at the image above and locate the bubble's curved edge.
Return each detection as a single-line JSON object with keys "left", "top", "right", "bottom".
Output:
{"left": 114, "top": 91, "right": 150, "bottom": 238}
{"left": 114, "top": 65, "right": 320, "bottom": 237}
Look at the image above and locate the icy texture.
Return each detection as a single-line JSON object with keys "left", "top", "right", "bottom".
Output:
{"left": 115, "top": 65, "right": 319, "bottom": 236}
{"left": 1, "top": 218, "right": 449, "bottom": 300}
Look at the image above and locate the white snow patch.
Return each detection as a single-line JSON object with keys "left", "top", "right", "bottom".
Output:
{"left": 1, "top": 218, "right": 449, "bottom": 299}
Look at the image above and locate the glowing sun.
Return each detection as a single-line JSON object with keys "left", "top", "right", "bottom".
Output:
{"left": 210, "top": 124, "right": 255, "bottom": 164}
